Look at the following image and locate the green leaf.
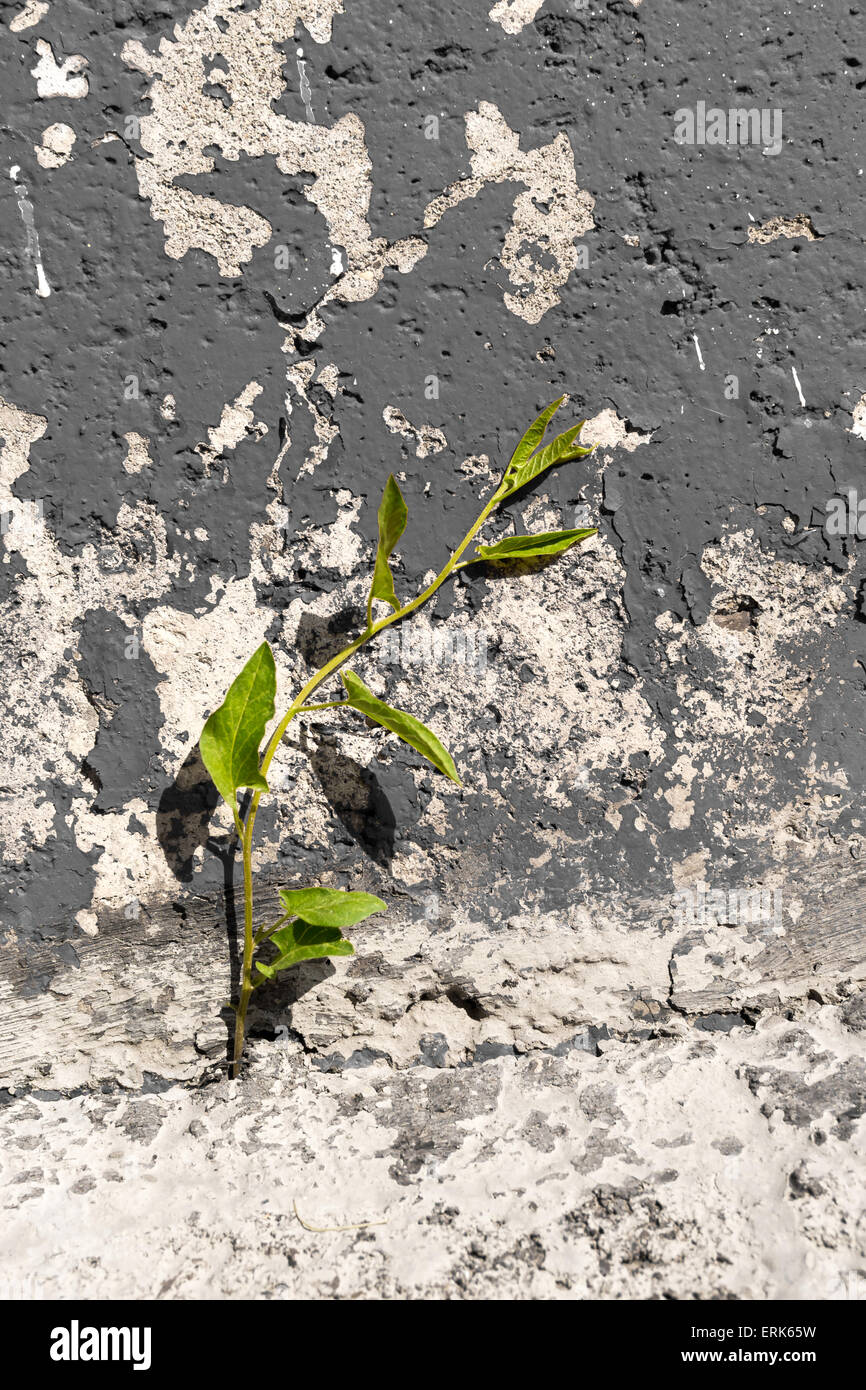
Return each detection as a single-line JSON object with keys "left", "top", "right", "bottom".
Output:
{"left": 277, "top": 887, "right": 386, "bottom": 928}
{"left": 505, "top": 396, "right": 566, "bottom": 476}
{"left": 473, "top": 528, "right": 597, "bottom": 562}
{"left": 199, "top": 642, "right": 276, "bottom": 808}
{"left": 496, "top": 398, "right": 595, "bottom": 501}
{"left": 367, "top": 474, "right": 408, "bottom": 623}
{"left": 255, "top": 919, "right": 355, "bottom": 979}
{"left": 341, "top": 670, "right": 460, "bottom": 784}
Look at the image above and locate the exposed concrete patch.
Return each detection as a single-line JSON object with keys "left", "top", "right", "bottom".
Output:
{"left": 382, "top": 406, "right": 447, "bottom": 459}
{"left": 142, "top": 577, "right": 271, "bottom": 772}
{"left": 69, "top": 799, "right": 181, "bottom": 918}
{"left": 195, "top": 382, "right": 267, "bottom": 478}
{"left": 121, "top": 431, "right": 152, "bottom": 475}
{"left": 316, "top": 363, "right": 339, "bottom": 396}
{"left": 0, "top": 394, "right": 44, "bottom": 496}
{"left": 658, "top": 531, "right": 849, "bottom": 747}
{"left": 0, "top": 398, "right": 180, "bottom": 864}
{"left": 489, "top": 1, "right": 547, "bottom": 34}
{"left": 31, "top": 37, "right": 88, "bottom": 99}
{"left": 34, "top": 120, "right": 75, "bottom": 169}
{"left": 653, "top": 531, "right": 854, "bottom": 857}
{"left": 581, "top": 408, "right": 652, "bottom": 455}
{"left": 0, "top": 1008, "right": 861, "bottom": 1299}
{"left": 747, "top": 214, "right": 821, "bottom": 245}
{"left": 489, "top": 0, "right": 642, "bottom": 29}
{"left": 8, "top": 1, "right": 49, "bottom": 31}
{"left": 424, "top": 102, "right": 595, "bottom": 324}
{"left": 284, "top": 360, "right": 340, "bottom": 482}
{"left": 122, "top": 1, "right": 425, "bottom": 287}
{"left": 848, "top": 393, "right": 866, "bottom": 443}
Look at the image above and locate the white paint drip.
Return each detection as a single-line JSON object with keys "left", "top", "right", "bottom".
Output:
{"left": 692, "top": 333, "right": 705, "bottom": 371}
{"left": 791, "top": 366, "right": 806, "bottom": 408}
{"left": 9, "top": 165, "right": 50, "bottom": 297}
{"left": 296, "top": 46, "right": 316, "bottom": 123}
{"left": 329, "top": 246, "right": 344, "bottom": 275}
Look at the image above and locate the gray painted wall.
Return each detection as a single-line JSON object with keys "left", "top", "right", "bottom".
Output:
{"left": 0, "top": 0, "right": 864, "bottom": 1300}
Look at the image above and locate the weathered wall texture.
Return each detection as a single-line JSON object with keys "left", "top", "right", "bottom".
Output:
{"left": 1, "top": 0, "right": 864, "bottom": 1299}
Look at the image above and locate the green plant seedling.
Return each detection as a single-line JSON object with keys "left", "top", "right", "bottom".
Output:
{"left": 198, "top": 397, "right": 597, "bottom": 1076}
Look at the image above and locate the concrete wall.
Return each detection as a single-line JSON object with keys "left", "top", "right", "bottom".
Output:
{"left": 1, "top": 0, "right": 864, "bottom": 1299}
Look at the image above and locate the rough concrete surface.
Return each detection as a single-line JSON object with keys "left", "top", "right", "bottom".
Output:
{"left": 0, "top": 0, "right": 864, "bottom": 1300}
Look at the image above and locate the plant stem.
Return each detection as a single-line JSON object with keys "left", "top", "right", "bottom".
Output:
{"left": 230, "top": 811, "right": 255, "bottom": 1079}
{"left": 228, "top": 490, "right": 499, "bottom": 1076}
{"left": 253, "top": 914, "right": 290, "bottom": 947}
{"left": 262, "top": 491, "right": 499, "bottom": 777}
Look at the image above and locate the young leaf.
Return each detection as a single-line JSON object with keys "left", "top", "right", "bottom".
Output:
{"left": 199, "top": 641, "right": 276, "bottom": 808}
{"left": 495, "top": 397, "right": 595, "bottom": 501}
{"left": 473, "top": 528, "right": 597, "bottom": 562}
{"left": 504, "top": 396, "right": 565, "bottom": 477}
{"left": 255, "top": 919, "right": 355, "bottom": 980}
{"left": 341, "top": 670, "right": 460, "bottom": 784}
{"left": 277, "top": 887, "right": 386, "bottom": 928}
{"left": 367, "top": 474, "right": 408, "bottom": 624}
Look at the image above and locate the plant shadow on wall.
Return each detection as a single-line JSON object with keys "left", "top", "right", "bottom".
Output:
{"left": 173, "top": 398, "right": 599, "bottom": 1078}
{"left": 293, "top": 606, "right": 398, "bottom": 865}
{"left": 156, "top": 748, "right": 220, "bottom": 882}
{"left": 296, "top": 725, "right": 397, "bottom": 866}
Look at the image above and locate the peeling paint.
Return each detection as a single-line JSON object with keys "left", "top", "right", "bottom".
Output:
{"left": 121, "top": 432, "right": 153, "bottom": 475}
{"left": 30, "top": 36, "right": 88, "bottom": 99}
{"left": 8, "top": 1, "right": 49, "bottom": 32}
{"left": 489, "top": 0, "right": 547, "bottom": 34}
{"left": 34, "top": 120, "right": 75, "bottom": 169}
{"left": 382, "top": 406, "right": 447, "bottom": 459}
{"left": 0, "top": 399, "right": 180, "bottom": 864}
{"left": 195, "top": 381, "right": 267, "bottom": 477}
{"left": 122, "top": 1, "right": 424, "bottom": 292}
{"left": 747, "top": 214, "right": 821, "bottom": 245}
{"left": 424, "top": 102, "right": 595, "bottom": 323}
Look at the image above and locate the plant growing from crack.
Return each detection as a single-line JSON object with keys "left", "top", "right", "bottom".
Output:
{"left": 199, "top": 397, "right": 597, "bottom": 1077}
